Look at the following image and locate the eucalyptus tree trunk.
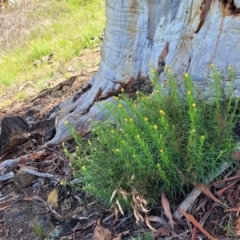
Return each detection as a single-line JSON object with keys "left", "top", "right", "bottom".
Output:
{"left": 48, "top": 0, "right": 240, "bottom": 144}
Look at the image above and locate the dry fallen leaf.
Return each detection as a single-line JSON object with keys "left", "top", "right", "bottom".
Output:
{"left": 47, "top": 189, "right": 59, "bottom": 209}
{"left": 0, "top": 202, "right": 10, "bottom": 211}
{"left": 116, "top": 199, "right": 124, "bottom": 216}
{"left": 145, "top": 217, "right": 157, "bottom": 232}
{"left": 147, "top": 215, "right": 170, "bottom": 228}
{"left": 231, "top": 150, "right": 240, "bottom": 161}
{"left": 234, "top": 217, "right": 240, "bottom": 236}
{"left": 191, "top": 226, "right": 197, "bottom": 240}
{"left": 161, "top": 193, "right": 174, "bottom": 229}
{"left": 152, "top": 226, "right": 171, "bottom": 238}
{"left": 93, "top": 225, "right": 113, "bottom": 240}
{"left": 112, "top": 230, "right": 129, "bottom": 240}
{"left": 110, "top": 189, "right": 117, "bottom": 204}
{"left": 217, "top": 180, "right": 237, "bottom": 196}
{"left": 196, "top": 183, "right": 224, "bottom": 206}
{"left": 179, "top": 208, "right": 217, "bottom": 240}
{"left": 30, "top": 150, "right": 46, "bottom": 161}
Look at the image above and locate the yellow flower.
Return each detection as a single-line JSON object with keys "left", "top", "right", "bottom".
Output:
{"left": 228, "top": 66, "right": 232, "bottom": 71}
{"left": 115, "top": 148, "right": 120, "bottom": 152}
{"left": 118, "top": 104, "right": 122, "bottom": 108}
{"left": 136, "top": 91, "right": 139, "bottom": 95}
{"left": 192, "top": 103, "right": 196, "bottom": 108}
{"left": 157, "top": 163, "right": 160, "bottom": 167}
{"left": 187, "top": 90, "right": 191, "bottom": 95}
{"left": 184, "top": 73, "right": 189, "bottom": 78}
{"left": 144, "top": 117, "right": 148, "bottom": 122}
{"left": 113, "top": 96, "right": 119, "bottom": 100}
{"left": 136, "top": 135, "right": 140, "bottom": 138}
{"left": 133, "top": 104, "right": 137, "bottom": 107}
{"left": 82, "top": 166, "right": 86, "bottom": 171}
{"left": 121, "top": 88, "right": 124, "bottom": 92}
{"left": 151, "top": 69, "right": 155, "bottom": 73}
{"left": 191, "top": 129, "right": 196, "bottom": 133}
{"left": 159, "top": 109, "right": 165, "bottom": 115}
{"left": 64, "top": 120, "right": 69, "bottom": 125}
{"left": 153, "top": 125, "right": 158, "bottom": 130}
{"left": 200, "top": 135, "right": 205, "bottom": 140}
{"left": 130, "top": 118, "right": 133, "bottom": 122}
{"left": 160, "top": 149, "right": 163, "bottom": 153}
{"left": 124, "top": 118, "right": 128, "bottom": 122}
{"left": 210, "top": 63, "right": 214, "bottom": 67}
{"left": 111, "top": 129, "right": 115, "bottom": 133}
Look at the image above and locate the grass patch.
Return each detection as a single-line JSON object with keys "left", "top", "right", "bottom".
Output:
{"left": 68, "top": 66, "right": 239, "bottom": 209}
{"left": 32, "top": 220, "right": 43, "bottom": 238}
{"left": 0, "top": 0, "right": 105, "bottom": 104}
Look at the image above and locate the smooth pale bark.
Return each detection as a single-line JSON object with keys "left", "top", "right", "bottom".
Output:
{"left": 48, "top": 0, "right": 240, "bottom": 144}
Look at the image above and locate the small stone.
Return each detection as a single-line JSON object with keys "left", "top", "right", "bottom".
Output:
{"left": 14, "top": 166, "right": 38, "bottom": 193}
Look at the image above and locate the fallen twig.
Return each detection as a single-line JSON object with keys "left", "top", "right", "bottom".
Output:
{"left": 21, "top": 168, "right": 60, "bottom": 179}
{"left": 0, "top": 172, "right": 14, "bottom": 182}
{"left": 0, "top": 158, "right": 21, "bottom": 170}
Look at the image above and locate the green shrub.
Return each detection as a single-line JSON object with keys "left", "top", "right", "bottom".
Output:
{"left": 69, "top": 66, "right": 239, "bottom": 208}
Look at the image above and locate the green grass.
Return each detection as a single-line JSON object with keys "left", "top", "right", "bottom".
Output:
{"left": 68, "top": 66, "right": 239, "bottom": 209}
{"left": 0, "top": 0, "right": 105, "bottom": 105}
{"left": 32, "top": 220, "right": 43, "bottom": 238}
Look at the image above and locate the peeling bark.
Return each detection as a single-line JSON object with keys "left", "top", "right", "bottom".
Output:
{"left": 194, "top": 0, "right": 212, "bottom": 33}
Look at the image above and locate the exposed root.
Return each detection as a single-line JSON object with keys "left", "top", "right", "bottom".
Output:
{"left": 48, "top": 73, "right": 153, "bottom": 145}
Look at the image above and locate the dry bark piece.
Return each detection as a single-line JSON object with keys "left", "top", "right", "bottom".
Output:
{"left": 0, "top": 116, "right": 29, "bottom": 154}
{"left": 194, "top": 0, "right": 212, "bottom": 33}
